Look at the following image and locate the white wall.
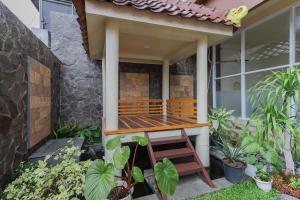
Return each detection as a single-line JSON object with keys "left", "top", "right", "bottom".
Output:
{"left": 1, "top": 0, "right": 40, "bottom": 29}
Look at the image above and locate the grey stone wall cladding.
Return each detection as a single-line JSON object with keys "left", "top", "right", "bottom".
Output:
{"left": 50, "top": 12, "right": 103, "bottom": 127}
{"left": 0, "top": 2, "right": 61, "bottom": 187}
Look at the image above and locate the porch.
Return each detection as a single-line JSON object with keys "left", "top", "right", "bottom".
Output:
{"left": 104, "top": 99, "right": 209, "bottom": 135}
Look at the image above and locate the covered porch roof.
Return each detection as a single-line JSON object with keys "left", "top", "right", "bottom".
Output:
{"left": 73, "top": 0, "right": 238, "bottom": 64}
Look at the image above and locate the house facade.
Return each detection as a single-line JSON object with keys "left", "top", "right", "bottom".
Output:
{"left": 1, "top": 0, "right": 300, "bottom": 188}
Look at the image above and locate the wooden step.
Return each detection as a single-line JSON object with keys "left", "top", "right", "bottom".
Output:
{"left": 175, "top": 161, "right": 202, "bottom": 176}
{"left": 154, "top": 147, "right": 193, "bottom": 160}
{"left": 150, "top": 136, "right": 186, "bottom": 146}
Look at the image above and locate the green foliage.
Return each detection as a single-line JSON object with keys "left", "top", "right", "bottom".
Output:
{"left": 242, "top": 135, "right": 283, "bottom": 169}
{"left": 132, "top": 166, "right": 144, "bottom": 183}
{"left": 132, "top": 136, "right": 148, "bottom": 146}
{"left": 187, "top": 181, "right": 279, "bottom": 200}
{"left": 154, "top": 158, "right": 179, "bottom": 196}
{"left": 84, "top": 160, "right": 115, "bottom": 200}
{"left": 213, "top": 137, "right": 245, "bottom": 164}
{"left": 289, "top": 177, "right": 300, "bottom": 189}
{"left": 113, "top": 146, "right": 130, "bottom": 169}
{"left": 76, "top": 125, "right": 102, "bottom": 144}
{"left": 256, "top": 171, "right": 271, "bottom": 182}
{"left": 84, "top": 136, "right": 179, "bottom": 200}
{"left": 249, "top": 68, "right": 300, "bottom": 170}
{"left": 53, "top": 119, "right": 102, "bottom": 144}
{"left": 53, "top": 119, "right": 80, "bottom": 138}
{"left": 3, "top": 146, "right": 92, "bottom": 200}
{"left": 208, "top": 108, "right": 234, "bottom": 141}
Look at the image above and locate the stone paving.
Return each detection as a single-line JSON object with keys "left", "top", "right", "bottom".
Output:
{"left": 136, "top": 172, "right": 232, "bottom": 200}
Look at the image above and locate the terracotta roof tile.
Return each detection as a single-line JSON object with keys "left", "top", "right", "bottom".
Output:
{"left": 111, "top": 0, "right": 235, "bottom": 26}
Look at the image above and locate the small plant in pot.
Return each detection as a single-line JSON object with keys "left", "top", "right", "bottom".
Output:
{"left": 254, "top": 163, "right": 273, "bottom": 192}
{"left": 213, "top": 137, "right": 246, "bottom": 183}
{"left": 84, "top": 135, "right": 179, "bottom": 200}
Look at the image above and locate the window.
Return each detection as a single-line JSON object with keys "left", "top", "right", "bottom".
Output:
{"left": 216, "top": 35, "right": 241, "bottom": 77}
{"left": 216, "top": 76, "right": 241, "bottom": 116}
{"left": 213, "top": 7, "right": 297, "bottom": 119}
{"left": 295, "top": 7, "right": 300, "bottom": 62}
{"left": 245, "top": 11, "right": 290, "bottom": 71}
{"left": 40, "top": 0, "right": 74, "bottom": 29}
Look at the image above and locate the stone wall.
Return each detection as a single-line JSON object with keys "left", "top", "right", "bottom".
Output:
{"left": 119, "top": 62, "right": 162, "bottom": 99}
{"left": 0, "top": 2, "right": 61, "bottom": 187}
{"left": 50, "top": 12, "right": 103, "bottom": 127}
{"left": 171, "top": 56, "right": 197, "bottom": 98}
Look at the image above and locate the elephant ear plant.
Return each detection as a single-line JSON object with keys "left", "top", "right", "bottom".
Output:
{"left": 84, "top": 136, "right": 179, "bottom": 200}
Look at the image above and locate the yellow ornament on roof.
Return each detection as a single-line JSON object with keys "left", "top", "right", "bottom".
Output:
{"left": 226, "top": 6, "right": 248, "bottom": 27}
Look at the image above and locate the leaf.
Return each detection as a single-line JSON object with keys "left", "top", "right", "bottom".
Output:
{"left": 106, "top": 136, "right": 124, "bottom": 150}
{"left": 132, "top": 136, "right": 148, "bottom": 146}
{"left": 132, "top": 166, "right": 144, "bottom": 183}
{"left": 243, "top": 143, "right": 260, "bottom": 154}
{"left": 84, "top": 160, "right": 115, "bottom": 200}
{"left": 154, "top": 158, "right": 179, "bottom": 196}
{"left": 244, "top": 155, "right": 257, "bottom": 165}
{"left": 113, "top": 146, "right": 130, "bottom": 169}
{"left": 261, "top": 149, "right": 283, "bottom": 168}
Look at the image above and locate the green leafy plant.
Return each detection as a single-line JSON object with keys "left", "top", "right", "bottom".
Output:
{"left": 213, "top": 137, "right": 245, "bottom": 164}
{"left": 289, "top": 177, "right": 300, "bottom": 190}
{"left": 53, "top": 119, "right": 80, "bottom": 138}
{"left": 2, "top": 146, "right": 92, "bottom": 200}
{"left": 76, "top": 125, "right": 102, "bottom": 144}
{"left": 256, "top": 170, "right": 271, "bottom": 182}
{"left": 208, "top": 108, "right": 234, "bottom": 141}
{"left": 84, "top": 136, "right": 179, "bottom": 200}
{"left": 53, "top": 119, "right": 102, "bottom": 144}
{"left": 249, "top": 68, "right": 300, "bottom": 173}
{"left": 242, "top": 135, "right": 283, "bottom": 170}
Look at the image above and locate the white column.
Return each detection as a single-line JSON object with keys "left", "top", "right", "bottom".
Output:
{"left": 162, "top": 60, "right": 170, "bottom": 115}
{"left": 105, "top": 21, "right": 119, "bottom": 131}
{"left": 102, "top": 56, "right": 106, "bottom": 144}
{"left": 195, "top": 36, "right": 210, "bottom": 167}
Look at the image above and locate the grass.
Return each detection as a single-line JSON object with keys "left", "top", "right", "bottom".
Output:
{"left": 187, "top": 180, "right": 279, "bottom": 200}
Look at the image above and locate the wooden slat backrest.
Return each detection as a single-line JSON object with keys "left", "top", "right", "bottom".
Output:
{"left": 167, "top": 99, "right": 197, "bottom": 119}
{"left": 118, "top": 99, "right": 163, "bottom": 116}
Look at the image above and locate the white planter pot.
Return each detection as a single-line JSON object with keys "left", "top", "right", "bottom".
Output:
{"left": 245, "top": 164, "right": 257, "bottom": 178}
{"left": 254, "top": 176, "right": 272, "bottom": 192}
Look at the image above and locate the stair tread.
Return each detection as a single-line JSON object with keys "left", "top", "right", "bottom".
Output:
{"left": 154, "top": 147, "right": 193, "bottom": 160}
{"left": 150, "top": 136, "right": 186, "bottom": 146}
{"left": 175, "top": 161, "right": 201, "bottom": 175}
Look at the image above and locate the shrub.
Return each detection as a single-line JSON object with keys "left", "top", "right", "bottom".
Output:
{"left": 2, "top": 146, "right": 92, "bottom": 200}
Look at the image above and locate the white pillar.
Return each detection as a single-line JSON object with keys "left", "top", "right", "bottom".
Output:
{"left": 102, "top": 56, "right": 106, "bottom": 144}
{"left": 162, "top": 60, "right": 170, "bottom": 115}
{"left": 105, "top": 21, "right": 119, "bottom": 131}
{"left": 195, "top": 36, "right": 210, "bottom": 167}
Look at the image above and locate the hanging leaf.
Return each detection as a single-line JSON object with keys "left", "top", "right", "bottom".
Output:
{"left": 113, "top": 146, "right": 130, "bottom": 169}
{"left": 106, "top": 136, "right": 124, "bottom": 150}
{"left": 154, "top": 158, "right": 179, "bottom": 196}
{"left": 84, "top": 160, "right": 115, "bottom": 200}
{"left": 132, "top": 136, "right": 148, "bottom": 146}
{"left": 132, "top": 166, "right": 144, "bottom": 183}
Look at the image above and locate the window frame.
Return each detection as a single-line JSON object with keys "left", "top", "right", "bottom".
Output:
{"left": 212, "top": 2, "right": 300, "bottom": 119}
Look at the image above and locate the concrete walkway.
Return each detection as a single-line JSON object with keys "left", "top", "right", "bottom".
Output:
{"left": 135, "top": 173, "right": 232, "bottom": 200}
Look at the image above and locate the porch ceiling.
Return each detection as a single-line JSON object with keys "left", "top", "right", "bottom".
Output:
{"left": 85, "top": 0, "right": 234, "bottom": 63}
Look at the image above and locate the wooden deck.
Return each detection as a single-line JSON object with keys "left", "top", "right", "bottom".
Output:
{"left": 104, "top": 115, "right": 209, "bottom": 135}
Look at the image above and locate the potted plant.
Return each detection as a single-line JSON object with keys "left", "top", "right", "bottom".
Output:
{"left": 253, "top": 163, "right": 272, "bottom": 192}
{"left": 84, "top": 135, "right": 179, "bottom": 200}
{"left": 214, "top": 137, "right": 246, "bottom": 183}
